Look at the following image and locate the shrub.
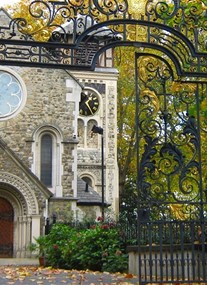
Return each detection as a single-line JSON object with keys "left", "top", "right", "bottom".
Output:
{"left": 38, "top": 222, "right": 128, "bottom": 272}
{"left": 70, "top": 223, "right": 127, "bottom": 272}
{"left": 43, "top": 224, "right": 76, "bottom": 268}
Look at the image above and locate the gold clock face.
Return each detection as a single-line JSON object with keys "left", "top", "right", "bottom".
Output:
{"left": 79, "top": 89, "right": 99, "bottom": 116}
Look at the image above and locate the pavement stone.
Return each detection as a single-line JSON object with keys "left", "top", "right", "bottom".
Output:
{"left": 0, "top": 258, "right": 39, "bottom": 266}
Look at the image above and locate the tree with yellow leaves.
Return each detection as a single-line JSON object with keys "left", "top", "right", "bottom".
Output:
{"left": 6, "top": 0, "right": 72, "bottom": 41}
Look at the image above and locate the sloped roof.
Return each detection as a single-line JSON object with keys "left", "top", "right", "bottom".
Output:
{"left": 0, "top": 137, "right": 53, "bottom": 198}
{"left": 0, "top": 138, "right": 108, "bottom": 206}
{"left": 77, "top": 177, "right": 109, "bottom": 206}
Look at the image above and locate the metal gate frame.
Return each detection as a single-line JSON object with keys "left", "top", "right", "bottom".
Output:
{"left": 0, "top": 0, "right": 206, "bottom": 77}
{"left": 135, "top": 52, "right": 207, "bottom": 283}
{"left": 0, "top": 0, "right": 207, "bottom": 283}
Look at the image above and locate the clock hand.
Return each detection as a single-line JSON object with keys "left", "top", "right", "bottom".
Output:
{"left": 85, "top": 100, "right": 94, "bottom": 114}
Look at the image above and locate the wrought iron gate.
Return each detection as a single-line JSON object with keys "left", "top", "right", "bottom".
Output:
{"left": 135, "top": 53, "right": 207, "bottom": 284}
{"left": 0, "top": 0, "right": 207, "bottom": 283}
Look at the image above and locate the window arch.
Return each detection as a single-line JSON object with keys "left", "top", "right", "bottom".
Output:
{"left": 32, "top": 126, "right": 63, "bottom": 197}
{"left": 82, "top": 176, "right": 93, "bottom": 188}
{"left": 78, "top": 118, "right": 99, "bottom": 148}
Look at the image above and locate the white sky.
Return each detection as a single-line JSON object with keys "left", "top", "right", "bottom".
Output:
{"left": 0, "top": 0, "right": 19, "bottom": 7}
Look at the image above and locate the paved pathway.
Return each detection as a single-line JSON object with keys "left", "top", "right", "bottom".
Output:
{"left": 0, "top": 259, "right": 139, "bottom": 284}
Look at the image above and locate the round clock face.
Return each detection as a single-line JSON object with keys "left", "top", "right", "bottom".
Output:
{"left": 79, "top": 89, "right": 99, "bottom": 116}
{"left": 0, "top": 70, "right": 25, "bottom": 119}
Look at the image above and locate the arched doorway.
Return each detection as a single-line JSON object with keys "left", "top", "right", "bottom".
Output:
{"left": 0, "top": 197, "right": 14, "bottom": 257}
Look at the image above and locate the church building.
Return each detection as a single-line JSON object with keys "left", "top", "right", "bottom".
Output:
{"left": 0, "top": 9, "right": 119, "bottom": 258}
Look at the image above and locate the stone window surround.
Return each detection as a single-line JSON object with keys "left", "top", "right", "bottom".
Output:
{"left": 31, "top": 125, "right": 63, "bottom": 197}
{"left": 81, "top": 174, "right": 95, "bottom": 189}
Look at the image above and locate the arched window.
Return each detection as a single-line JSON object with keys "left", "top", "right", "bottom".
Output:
{"left": 40, "top": 134, "right": 53, "bottom": 187}
{"left": 32, "top": 126, "right": 63, "bottom": 197}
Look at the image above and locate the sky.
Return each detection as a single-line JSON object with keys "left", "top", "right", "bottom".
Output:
{"left": 0, "top": 0, "right": 19, "bottom": 7}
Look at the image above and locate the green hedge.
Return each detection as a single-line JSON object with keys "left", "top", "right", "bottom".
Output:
{"left": 37, "top": 222, "right": 128, "bottom": 273}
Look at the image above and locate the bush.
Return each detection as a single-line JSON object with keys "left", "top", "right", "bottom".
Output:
{"left": 39, "top": 222, "right": 128, "bottom": 272}
{"left": 43, "top": 224, "right": 76, "bottom": 268}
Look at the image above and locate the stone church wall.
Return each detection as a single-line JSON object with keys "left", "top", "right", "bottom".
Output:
{"left": 0, "top": 66, "right": 76, "bottom": 199}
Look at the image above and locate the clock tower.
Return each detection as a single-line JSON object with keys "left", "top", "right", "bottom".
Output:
{"left": 72, "top": 68, "right": 119, "bottom": 218}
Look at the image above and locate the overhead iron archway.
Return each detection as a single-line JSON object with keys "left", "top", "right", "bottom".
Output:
{"left": 0, "top": 0, "right": 206, "bottom": 78}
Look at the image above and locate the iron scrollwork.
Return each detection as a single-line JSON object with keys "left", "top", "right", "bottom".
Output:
{"left": 136, "top": 55, "right": 203, "bottom": 220}
{"left": 0, "top": 0, "right": 205, "bottom": 72}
